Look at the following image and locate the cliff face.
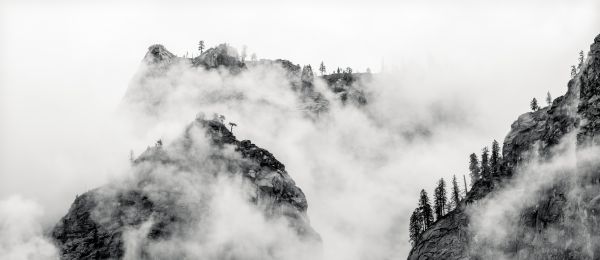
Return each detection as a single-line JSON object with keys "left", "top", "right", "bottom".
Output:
{"left": 51, "top": 118, "right": 320, "bottom": 259}
{"left": 408, "top": 34, "right": 600, "bottom": 260}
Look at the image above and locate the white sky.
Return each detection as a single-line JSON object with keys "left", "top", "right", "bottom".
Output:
{"left": 0, "top": 0, "right": 598, "bottom": 235}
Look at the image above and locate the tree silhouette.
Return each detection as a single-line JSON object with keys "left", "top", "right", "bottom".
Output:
{"left": 546, "top": 92, "right": 552, "bottom": 106}
{"left": 198, "top": 40, "right": 205, "bottom": 54}
{"left": 419, "top": 189, "right": 434, "bottom": 229}
{"left": 578, "top": 50, "right": 585, "bottom": 69}
{"left": 319, "top": 62, "right": 326, "bottom": 75}
{"left": 156, "top": 139, "right": 163, "bottom": 147}
{"left": 571, "top": 65, "right": 577, "bottom": 78}
{"left": 530, "top": 98, "right": 539, "bottom": 111}
{"left": 434, "top": 178, "right": 447, "bottom": 220}
{"left": 452, "top": 175, "right": 461, "bottom": 210}
{"left": 469, "top": 153, "right": 480, "bottom": 184}
{"left": 409, "top": 208, "right": 423, "bottom": 246}
{"left": 229, "top": 122, "right": 237, "bottom": 133}
{"left": 481, "top": 147, "right": 491, "bottom": 180}
{"left": 491, "top": 140, "right": 500, "bottom": 177}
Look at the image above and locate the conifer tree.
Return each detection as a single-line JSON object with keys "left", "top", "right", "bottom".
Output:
{"left": 578, "top": 50, "right": 585, "bottom": 69}
{"left": 530, "top": 98, "right": 539, "bottom": 111}
{"left": 409, "top": 208, "right": 423, "bottom": 246}
{"left": 319, "top": 62, "right": 326, "bottom": 75}
{"left": 571, "top": 65, "right": 577, "bottom": 78}
{"left": 198, "top": 40, "right": 205, "bottom": 54}
{"left": 546, "top": 91, "right": 552, "bottom": 106}
{"left": 434, "top": 178, "right": 447, "bottom": 220}
{"left": 418, "top": 189, "right": 434, "bottom": 229}
{"left": 481, "top": 147, "right": 491, "bottom": 179}
{"left": 451, "top": 175, "right": 461, "bottom": 210}
{"left": 490, "top": 140, "right": 500, "bottom": 177}
{"left": 468, "top": 153, "right": 480, "bottom": 184}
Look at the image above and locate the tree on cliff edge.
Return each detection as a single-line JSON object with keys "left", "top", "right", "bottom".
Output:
{"left": 419, "top": 189, "right": 434, "bottom": 229}
{"left": 434, "top": 178, "right": 447, "bottom": 220}
{"left": 481, "top": 147, "right": 491, "bottom": 180}
{"left": 198, "top": 40, "right": 205, "bottom": 54}
{"left": 469, "top": 153, "right": 480, "bottom": 184}
{"left": 530, "top": 98, "right": 539, "bottom": 111}
{"left": 491, "top": 140, "right": 501, "bottom": 177}
{"left": 409, "top": 208, "right": 423, "bottom": 245}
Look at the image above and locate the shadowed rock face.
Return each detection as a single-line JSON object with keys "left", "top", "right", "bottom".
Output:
{"left": 408, "top": 34, "right": 600, "bottom": 260}
{"left": 51, "top": 118, "right": 320, "bottom": 259}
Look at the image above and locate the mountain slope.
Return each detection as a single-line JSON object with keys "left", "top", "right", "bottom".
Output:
{"left": 408, "top": 34, "right": 600, "bottom": 260}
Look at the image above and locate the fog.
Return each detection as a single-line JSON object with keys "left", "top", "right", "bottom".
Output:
{"left": 0, "top": 0, "right": 599, "bottom": 259}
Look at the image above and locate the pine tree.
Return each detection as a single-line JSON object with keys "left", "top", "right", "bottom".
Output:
{"left": 319, "top": 62, "right": 326, "bottom": 75}
{"left": 578, "top": 50, "right": 585, "bottom": 69}
{"left": 198, "top": 40, "right": 205, "bottom": 54}
{"left": 530, "top": 98, "right": 539, "bottom": 111}
{"left": 434, "top": 178, "right": 447, "bottom": 220}
{"left": 571, "top": 65, "right": 577, "bottom": 78}
{"left": 418, "top": 189, "right": 434, "bottom": 229}
{"left": 546, "top": 92, "right": 552, "bottom": 106}
{"left": 481, "top": 147, "right": 491, "bottom": 180}
{"left": 468, "top": 153, "right": 480, "bottom": 184}
{"left": 490, "top": 140, "right": 500, "bottom": 177}
{"left": 452, "top": 175, "right": 461, "bottom": 210}
{"left": 409, "top": 208, "right": 423, "bottom": 246}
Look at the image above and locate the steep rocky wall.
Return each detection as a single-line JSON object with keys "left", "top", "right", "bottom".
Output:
{"left": 407, "top": 34, "right": 600, "bottom": 260}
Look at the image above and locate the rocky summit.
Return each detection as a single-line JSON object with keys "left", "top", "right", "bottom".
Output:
{"left": 408, "top": 34, "right": 600, "bottom": 260}
{"left": 51, "top": 117, "right": 320, "bottom": 259}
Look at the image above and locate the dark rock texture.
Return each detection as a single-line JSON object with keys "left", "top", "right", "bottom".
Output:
{"left": 51, "top": 118, "right": 319, "bottom": 259}
{"left": 408, "top": 34, "right": 600, "bottom": 260}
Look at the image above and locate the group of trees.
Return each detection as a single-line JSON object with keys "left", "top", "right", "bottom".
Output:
{"left": 468, "top": 140, "right": 501, "bottom": 184}
{"left": 410, "top": 140, "right": 503, "bottom": 245}
{"left": 530, "top": 91, "right": 553, "bottom": 111}
{"left": 409, "top": 175, "right": 462, "bottom": 245}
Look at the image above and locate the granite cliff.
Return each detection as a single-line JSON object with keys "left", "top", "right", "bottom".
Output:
{"left": 408, "top": 34, "right": 600, "bottom": 260}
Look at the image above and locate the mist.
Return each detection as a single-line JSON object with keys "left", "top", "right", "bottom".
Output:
{"left": 1, "top": 0, "right": 599, "bottom": 259}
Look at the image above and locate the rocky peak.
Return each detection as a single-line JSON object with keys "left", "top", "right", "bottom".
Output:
{"left": 51, "top": 116, "right": 319, "bottom": 259}
{"left": 192, "top": 43, "right": 244, "bottom": 69}
{"left": 143, "top": 44, "right": 176, "bottom": 64}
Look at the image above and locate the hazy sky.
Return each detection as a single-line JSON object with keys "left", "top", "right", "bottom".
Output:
{"left": 0, "top": 0, "right": 598, "bottom": 252}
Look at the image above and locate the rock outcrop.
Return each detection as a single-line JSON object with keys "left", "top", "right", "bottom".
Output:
{"left": 51, "top": 118, "right": 320, "bottom": 259}
{"left": 408, "top": 33, "right": 600, "bottom": 260}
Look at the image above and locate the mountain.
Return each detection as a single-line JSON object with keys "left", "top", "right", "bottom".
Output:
{"left": 408, "top": 34, "right": 600, "bottom": 260}
{"left": 51, "top": 117, "right": 320, "bottom": 259}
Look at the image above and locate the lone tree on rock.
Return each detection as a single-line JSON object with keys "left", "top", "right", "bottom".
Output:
{"left": 198, "top": 40, "right": 205, "bottom": 54}
{"left": 319, "top": 62, "right": 326, "bottom": 75}
{"left": 229, "top": 122, "right": 237, "bottom": 133}
{"left": 578, "top": 50, "right": 585, "bottom": 69}
{"left": 409, "top": 208, "right": 423, "bottom": 246}
{"left": 530, "top": 98, "right": 539, "bottom": 111}
{"left": 546, "top": 92, "right": 552, "bottom": 106}
{"left": 469, "top": 153, "right": 480, "bottom": 184}
{"left": 419, "top": 189, "right": 434, "bottom": 229}
{"left": 434, "top": 178, "right": 447, "bottom": 220}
